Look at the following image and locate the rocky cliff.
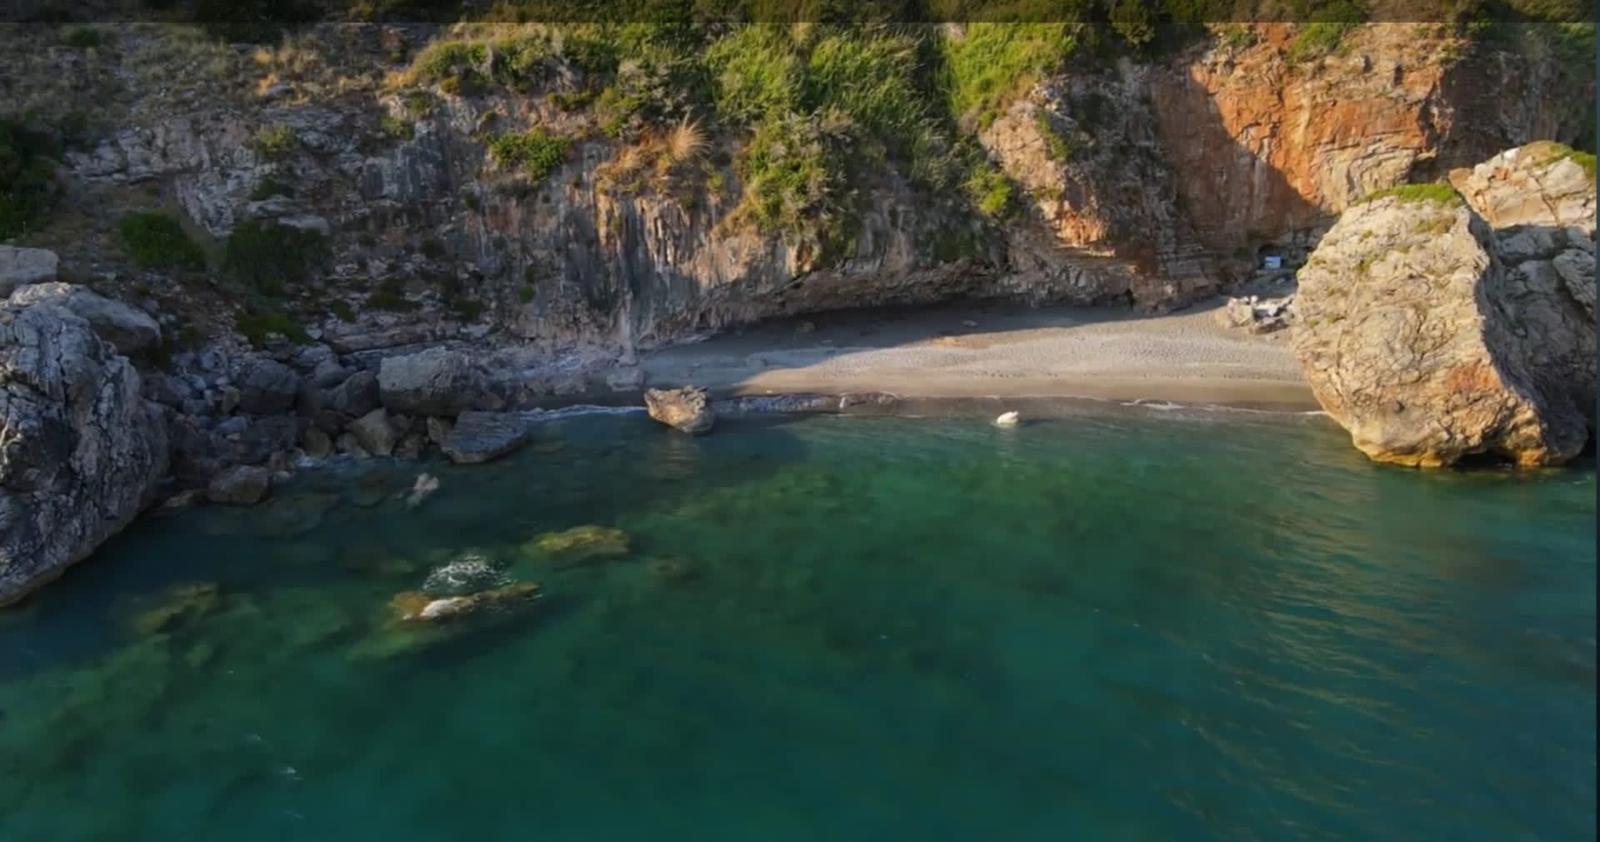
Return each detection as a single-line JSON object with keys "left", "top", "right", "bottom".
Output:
{"left": 0, "top": 292, "right": 169, "bottom": 604}
{"left": 3, "top": 22, "right": 1588, "bottom": 364}
{"left": 1293, "top": 143, "right": 1595, "bottom": 467}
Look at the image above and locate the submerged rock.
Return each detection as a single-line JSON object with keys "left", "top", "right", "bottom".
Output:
{"left": 644, "top": 386, "right": 714, "bottom": 435}
{"left": 1293, "top": 144, "right": 1595, "bottom": 467}
{"left": 130, "top": 582, "right": 222, "bottom": 636}
{"left": 522, "top": 525, "right": 632, "bottom": 565}
{"left": 0, "top": 300, "right": 169, "bottom": 605}
{"left": 441, "top": 411, "right": 531, "bottom": 464}
{"left": 206, "top": 465, "right": 272, "bottom": 505}
{"left": 389, "top": 581, "right": 542, "bottom": 623}
{"left": 405, "top": 472, "right": 439, "bottom": 507}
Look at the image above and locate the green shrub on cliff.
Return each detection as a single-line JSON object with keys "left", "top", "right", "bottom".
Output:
{"left": 938, "top": 22, "right": 1078, "bottom": 130}
{"left": 119, "top": 211, "right": 207, "bottom": 270}
{"left": 488, "top": 129, "right": 570, "bottom": 179}
{"left": 1286, "top": 1, "right": 1366, "bottom": 63}
{"left": 0, "top": 121, "right": 57, "bottom": 241}
{"left": 223, "top": 220, "right": 329, "bottom": 296}
{"left": 1358, "top": 182, "right": 1462, "bottom": 206}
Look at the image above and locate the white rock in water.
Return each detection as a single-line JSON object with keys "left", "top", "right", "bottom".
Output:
{"left": 994, "top": 411, "right": 1020, "bottom": 428}
{"left": 406, "top": 473, "right": 440, "bottom": 508}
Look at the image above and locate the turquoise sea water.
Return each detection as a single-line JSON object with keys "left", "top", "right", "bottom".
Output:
{"left": 0, "top": 407, "right": 1593, "bottom": 841}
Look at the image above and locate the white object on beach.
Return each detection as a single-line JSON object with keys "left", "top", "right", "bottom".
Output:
{"left": 994, "top": 411, "right": 1020, "bottom": 428}
{"left": 406, "top": 473, "right": 440, "bottom": 507}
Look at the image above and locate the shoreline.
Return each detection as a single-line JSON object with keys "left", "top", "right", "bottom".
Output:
{"left": 623, "top": 300, "right": 1319, "bottom": 413}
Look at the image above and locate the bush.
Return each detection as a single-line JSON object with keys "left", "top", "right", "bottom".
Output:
{"left": 488, "top": 129, "right": 569, "bottom": 180}
{"left": 119, "top": 211, "right": 206, "bottom": 270}
{"left": 1358, "top": 182, "right": 1462, "bottom": 205}
{"left": 252, "top": 125, "right": 298, "bottom": 158}
{"left": 0, "top": 120, "right": 57, "bottom": 240}
{"left": 965, "top": 161, "right": 1015, "bottom": 219}
{"left": 1287, "top": 1, "right": 1367, "bottom": 63}
{"left": 249, "top": 178, "right": 294, "bottom": 201}
{"left": 223, "top": 220, "right": 328, "bottom": 296}
{"left": 235, "top": 306, "right": 308, "bottom": 346}
{"left": 939, "top": 23, "right": 1078, "bottom": 130}
{"left": 62, "top": 26, "right": 104, "bottom": 48}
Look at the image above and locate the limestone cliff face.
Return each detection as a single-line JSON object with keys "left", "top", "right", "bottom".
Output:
{"left": 1292, "top": 144, "right": 1595, "bottom": 468}
{"left": 20, "top": 22, "right": 1594, "bottom": 365}
{"left": 1146, "top": 24, "right": 1592, "bottom": 256}
{"left": 0, "top": 296, "right": 170, "bottom": 604}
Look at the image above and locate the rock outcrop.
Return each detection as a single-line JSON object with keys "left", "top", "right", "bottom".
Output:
{"left": 377, "top": 348, "right": 485, "bottom": 416}
{"left": 645, "top": 386, "right": 715, "bottom": 435}
{"left": 0, "top": 246, "right": 58, "bottom": 296}
{"left": 1, "top": 299, "right": 168, "bottom": 604}
{"left": 440, "top": 411, "right": 531, "bottom": 464}
{"left": 8, "top": 283, "right": 161, "bottom": 355}
{"left": 1293, "top": 145, "right": 1596, "bottom": 467}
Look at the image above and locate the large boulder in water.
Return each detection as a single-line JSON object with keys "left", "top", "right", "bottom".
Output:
{"left": 1292, "top": 144, "right": 1595, "bottom": 467}
{"left": 377, "top": 348, "right": 484, "bottom": 416}
{"left": 0, "top": 300, "right": 169, "bottom": 604}
{"left": 644, "top": 386, "right": 714, "bottom": 434}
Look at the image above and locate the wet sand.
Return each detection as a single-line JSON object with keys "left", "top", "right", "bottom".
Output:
{"left": 638, "top": 300, "right": 1316, "bottom": 411}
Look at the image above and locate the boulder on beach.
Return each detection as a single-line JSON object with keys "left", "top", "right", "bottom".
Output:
{"left": 1, "top": 299, "right": 169, "bottom": 605}
{"left": 441, "top": 411, "right": 531, "bottom": 464}
{"left": 644, "top": 386, "right": 714, "bottom": 435}
{"left": 1292, "top": 144, "right": 1595, "bottom": 467}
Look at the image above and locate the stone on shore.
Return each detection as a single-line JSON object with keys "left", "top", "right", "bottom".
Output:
{"left": 644, "top": 386, "right": 714, "bottom": 434}
{"left": 441, "top": 411, "right": 531, "bottom": 464}
{"left": 0, "top": 246, "right": 58, "bottom": 295}
{"left": 206, "top": 465, "right": 273, "bottom": 505}
{"left": 349, "top": 407, "right": 398, "bottom": 457}
{"left": 378, "top": 347, "right": 484, "bottom": 416}
{"left": 1, "top": 299, "right": 169, "bottom": 605}
{"left": 9, "top": 283, "right": 161, "bottom": 355}
{"left": 1292, "top": 144, "right": 1595, "bottom": 467}
{"left": 235, "top": 358, "right": 300, "bottom": 415}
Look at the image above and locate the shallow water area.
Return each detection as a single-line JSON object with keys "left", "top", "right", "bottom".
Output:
{"left": 0, "top": 408, "right": 1593, "bottom": 841}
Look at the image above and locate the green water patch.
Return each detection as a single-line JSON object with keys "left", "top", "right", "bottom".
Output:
{"left": 0, "top": 410, "right": 1593, "bottom": 841}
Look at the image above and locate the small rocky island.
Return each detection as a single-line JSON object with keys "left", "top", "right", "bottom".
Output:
{"left": 1, "top": 19, "right": 1596, "bottom": 606}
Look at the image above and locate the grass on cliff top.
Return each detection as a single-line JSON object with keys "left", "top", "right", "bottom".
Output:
{"left": 1359, "top": 182, "right": 1463, "bottom": 206}
{"left": 119, "top": 212, "right": 207, "bottom": 271}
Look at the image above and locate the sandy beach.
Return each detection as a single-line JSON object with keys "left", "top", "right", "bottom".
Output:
{"left": 637, "top": 300, "right": 1316, "bottom": 411}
